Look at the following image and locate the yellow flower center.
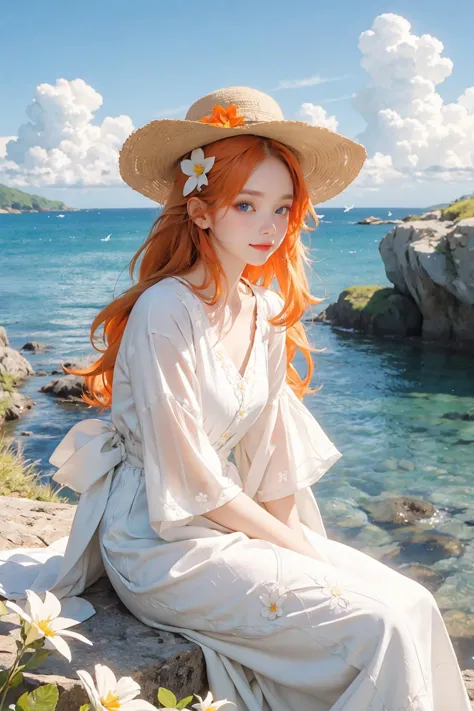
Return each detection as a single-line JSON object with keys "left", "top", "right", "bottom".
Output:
{"left": 331, "top": 586, "right": 342, "bottom": 597}
{"left": 193, "top": 163, "right": 205, "bottom": 176}
{"left": 37, "top": 619, "right": 55, "bottom": 637}
{"left": 100, "top": 691, "right": 121, "bottom": 710}
{"left": 269, "top": 603, "right": 278, "bottom": 613}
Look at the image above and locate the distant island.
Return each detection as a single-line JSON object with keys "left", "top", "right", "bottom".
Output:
{"left": 357, "top": 194, "right": 474, "bottom": 226}
{"left": 0, "top": 184, "right": 77, "bottom": 214}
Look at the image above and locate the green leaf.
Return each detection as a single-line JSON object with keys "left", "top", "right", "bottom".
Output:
{"left": 10, "top": 671, "right": 24, "bottom": 689}
{"left": 21, "top": 650, "right": 51, "bottom": 671}
{"left": 79, "top": 705, "right": 92, "bottom": 711}
{"left": 0, "top": 599, "right": 9, "bottom": 616}
{"left": 158, "top": 687, "right": 177, "bottom": 708}
{"left": 177, "top": 696, "right": 194, "bottom": 709}
{"left": 0, "top": 668, "right": 9, "bottom": 688}
{"left": 15, "top": 682, "right": 59, "bottom": 710}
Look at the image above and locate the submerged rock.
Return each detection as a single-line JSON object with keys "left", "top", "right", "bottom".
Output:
{"left": 398, "top": 563, "right": 445, "bottom": 592}
{"left": 364, "top": 496, "right": 436, "bottom": 525}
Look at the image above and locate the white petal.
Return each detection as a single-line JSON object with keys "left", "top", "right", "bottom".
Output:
{"left": 183, "top": 176, "right": 197, "bottom": 196}
{"left": 259, "top": 594, "right": 271, "bottom": 606}
{"left": 212, "top": 701, "right": 234, "bottom": 710}
{"left": 46, "top": 634, "right": 72, "bottom": 661}
{"left": 267, "top": 611, "right": 277, "bottom": 621}
{"left": 190, "top": 148, "right": 205, "bottom": 163}
{"left": 58, "top": 628, "right": 93, "bottom": 645}
{"left": 43, "top": 590, "right": 62, "bottom": 619}
{"left": 25, "top": 589, "right": 45, "bottom": 620}
{"left": 51, "top": 616, "right": 82, "bottom": 631}
{"left": 260, "top": 608, "right": 270, "bottom": 619}
{"left": 197, "top": 174, "right": 208, "bottom": 189}
{"left": 202, "top": 156, "right": 216, "bottom": 171}
{"left": 180, "top": 159, "right": 196, "bottom": 176}
{"left": 5, "top": 601, "right": 32, "bottom": 624}
{"left": 269, "top": 588, "right": 281, "bottom": 604}
{"left": 275, "top": 606, "right": 283, "bottom": 617}
{"left": 25, "top": 624, "right": 44, "bottom": 646}
{"left": 121, "top": 701, "right": 158, "bottom": 710}
{"left": 95, "top": 663, "right": 117, "bottom": 697}
{"left": 77, "top": 669, "right": 102, "bottom": 707}
{"left": 114, "top": 676, "right": 141, "bottom": 703}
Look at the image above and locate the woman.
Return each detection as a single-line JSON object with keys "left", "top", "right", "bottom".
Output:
{"left": 0, "top": 86, "right": 470, "bottom": 710}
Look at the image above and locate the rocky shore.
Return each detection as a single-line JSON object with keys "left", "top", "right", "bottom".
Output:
{"left": 316, "top": 215, "right": 474, "bottom": 352}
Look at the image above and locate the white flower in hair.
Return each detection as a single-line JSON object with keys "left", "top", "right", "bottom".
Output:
{"left": 180, "top": 148, "right": 216, "bottom": 196}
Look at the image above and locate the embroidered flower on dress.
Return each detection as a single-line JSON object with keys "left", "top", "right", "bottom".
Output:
{"left": 199, "top": 104, "right": 245, "bottom": 128}
{"left": 277, "top": 470, "right": 289, "bottom": 483}
{"left": 320, "top": 576, "right": 351, "bottom": 614}
{"left": 180, "top": 148, "right": 216, "bottom": 197}
{"left": 259, "top": 586, "right": 288, "bottom": 620}
{"left": 195, "top": 492, "right": 209, "bottom": 504}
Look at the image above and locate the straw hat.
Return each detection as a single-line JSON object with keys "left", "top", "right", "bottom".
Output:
{"left": 119, "top": 85, "right": 366, "bottom": 205}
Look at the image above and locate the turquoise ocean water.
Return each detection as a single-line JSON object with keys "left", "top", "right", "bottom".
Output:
{"left": 2, "top": 206, "right": 474, "bottom": 662}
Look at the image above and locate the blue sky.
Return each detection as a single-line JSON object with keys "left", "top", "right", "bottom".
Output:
{"left": 1, "top": 0, "right": 473, "bottom": 208}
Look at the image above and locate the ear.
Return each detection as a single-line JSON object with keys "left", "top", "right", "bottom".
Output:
{"left": 187, "top": 196, "right": 212, "bottom": 229}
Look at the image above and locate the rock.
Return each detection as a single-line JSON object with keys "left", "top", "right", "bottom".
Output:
{"left": 379, "top": 218, "right": 474, "bottom": 350}
{"left": 36, "top": 371, "right": 48, "bottom": 376}
{"left": 1, "top": 577, "right": 206, "bottom": 710}
{"left": 0, "top": 327, "right": 8, "bottom": 348}
{"left": 19, "top": 431, "right": 33, "bottom": 436}
{"left": 390, "top": 531, "right": 464, "bottom": 565}
{"left": 39, "top": 375, "right": 86, "bottom": 402}
{"left": 21, "top": 342, "right": 50, "bottom": 353}
{"left": 397, "top": 563, "right": 445, "bottom": 592}
{"left": 462, "top": 669, "right": 474, "bottom": 704}
{"left": 0, "top": 496, "right": 75, "bottom": 549}
{"left": 0, "top": 496, "right": 206, "bottom": 708}
{"left": 357, "top": 216, "right": 402, "bottom": 225}
{"left": 1, "top": 390, "right": 35, "bottom": 422}
{"left": 315, "top": 286, "right": 422, "bottom": 337}
{"left": 363, "top": 496, "right": 436, "bottom": 525}
{"left": 0, "top": 346, "right": 35, "bottom": 382}
{"left": 443, "top": 411, "right": 474, "bottom": 421}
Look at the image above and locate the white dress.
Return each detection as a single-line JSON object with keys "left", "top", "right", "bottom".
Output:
{"left": 0, "top": 276, "right": 470, "bottom": 711}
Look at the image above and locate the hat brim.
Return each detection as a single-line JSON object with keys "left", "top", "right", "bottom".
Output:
{"left": 119, "top": 119, "right": 367, "bottom": 205}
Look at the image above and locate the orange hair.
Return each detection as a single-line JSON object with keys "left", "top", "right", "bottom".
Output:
{"left": 66, "top": 134, "right": 325, "bottom": 411}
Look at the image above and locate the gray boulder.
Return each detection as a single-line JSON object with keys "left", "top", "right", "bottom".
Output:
{"left": 379, "top": 218, "right": 474, "bottom": 349}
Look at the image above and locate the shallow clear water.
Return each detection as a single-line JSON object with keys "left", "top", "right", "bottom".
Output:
{"left": 2, "top": 206, "right": 474, "bottom": 663}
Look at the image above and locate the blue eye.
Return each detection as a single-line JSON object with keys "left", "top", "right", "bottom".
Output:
{"left": 236, "top": 202, "right": 253, "bottom": 212}
{"left": 276, "top": 206, "right": 291, "bottom": 215}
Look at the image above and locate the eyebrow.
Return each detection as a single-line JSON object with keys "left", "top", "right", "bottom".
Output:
{"left": 238, "top": 189, "right": 294, "bottom": 200}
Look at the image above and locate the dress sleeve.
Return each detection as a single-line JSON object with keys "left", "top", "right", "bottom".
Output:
{"left": 234, "top": 290, "right": 342, "bottom": 503}
{"left": 124, "top": 288, "right": 243, "bottom": 535}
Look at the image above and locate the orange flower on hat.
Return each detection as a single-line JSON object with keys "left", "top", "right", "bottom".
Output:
{"left": 199, "top": 104, "right": 245, "bottom": 128}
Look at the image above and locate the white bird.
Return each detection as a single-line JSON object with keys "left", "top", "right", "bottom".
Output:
{"left": 101, "top": 234, "right": 112, "bottom": 242}
{"left": 56, "top": 214, "right": 65, "bottom": 218}
{"left": 388, "top": 210, "right": 392, "bottom": 216}
{"left": 343, "top": 204, "right": 354, "bottom": 212}
{"left": 315, "top": 213, "right": 325, "bottom": 219}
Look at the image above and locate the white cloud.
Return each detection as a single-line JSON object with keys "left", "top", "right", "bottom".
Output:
{"left": 298, "top": 103, "right": 339, "bottom": 131}
{"left": 0, "top": 136, "right": 15, "bottom": 159}
{"left": 0, "top": 78, "right": 134, "bottom": 189}
{"left": 273, "top": 75, "right": 348, "bottom": 90}
{"left": 350, "top": 13, "right": 474, "bottom": 188}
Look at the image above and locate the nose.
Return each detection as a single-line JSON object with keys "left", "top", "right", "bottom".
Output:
{"left": 260, "top": 222, "right": 276, "bottom": 237}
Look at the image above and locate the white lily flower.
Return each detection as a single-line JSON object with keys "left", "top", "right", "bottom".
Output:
{"left": 180, "top": 148, "right": 215, "bottom": 196}
{"left": 192, "top": 691, "right": 235, "bottom": 711}
{"left": 5, "top": 589, "right": 92, "bottom": 662}
{"left": 77, "top": 663, "right": 157, "bottom": 710}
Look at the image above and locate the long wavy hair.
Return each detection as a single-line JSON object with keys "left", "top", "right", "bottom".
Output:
{"left": 66, "top": 134, "right": 326, "bottom": 410}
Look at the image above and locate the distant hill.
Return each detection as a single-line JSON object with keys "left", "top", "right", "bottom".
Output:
{"left": 0, "top": 184, "right": 75, "bottom": 213}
